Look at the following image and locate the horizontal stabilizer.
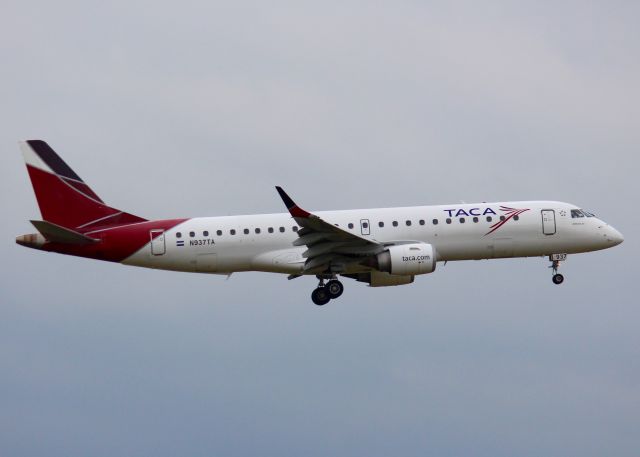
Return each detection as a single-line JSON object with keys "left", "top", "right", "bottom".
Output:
{"left": 30, "top": 220, "right": 99, "bottom": 245}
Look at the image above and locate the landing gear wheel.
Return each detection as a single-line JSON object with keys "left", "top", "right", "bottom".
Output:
{"left": 311, "top": 287, "right": 331, "bottom": 306}
{"left": 326, "top": 280, "right": 344, "bottom": 299}
{"left": 549, "top": 255, "right": 567, "bottom": 285}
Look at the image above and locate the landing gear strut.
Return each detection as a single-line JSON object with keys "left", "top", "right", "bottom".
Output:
{"left": 549, "top": 254, "right": 566, "bottom": 285}
{"left": 310, "top": 275, "right": 344, "bottom": 305}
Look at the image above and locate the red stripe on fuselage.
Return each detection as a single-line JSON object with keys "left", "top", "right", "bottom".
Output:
{"left": 40, "top": 219, "right": 188, "bottom": 262}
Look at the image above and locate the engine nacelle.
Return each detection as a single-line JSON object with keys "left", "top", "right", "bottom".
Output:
{"left": 376, "top": 243, "right": 436, "bottom": 276}
{"left": 369, "top": 271, "right": 414, "bottom": 287}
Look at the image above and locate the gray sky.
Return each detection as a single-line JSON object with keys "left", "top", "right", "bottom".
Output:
{"left": 1, "top": 1, "right": 639, "bottom": 456}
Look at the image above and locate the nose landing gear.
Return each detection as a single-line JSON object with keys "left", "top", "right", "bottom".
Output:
{"left": 549, "top": 254, "right": 567, "bottom": 285}
{"left": 310, "top": 276, "right": 344, "bottom": 305}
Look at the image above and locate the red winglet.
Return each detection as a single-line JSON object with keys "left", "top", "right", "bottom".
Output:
{"left": 275, "top": 186, "right": 311, "bottom": 218}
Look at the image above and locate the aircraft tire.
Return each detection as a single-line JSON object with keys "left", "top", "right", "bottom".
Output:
{"left": 552, "top": 273, "right": 564, "bottom": 285}
{"left": 311, "top": 287, "right": 331, "bottom": 306}
{"left": 326, "top": 280, "right": 344, "bottom": 299}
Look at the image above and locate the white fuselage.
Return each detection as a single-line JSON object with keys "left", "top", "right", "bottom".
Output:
{"left": 123, "top": 201, "right": 623, "bottom": 275}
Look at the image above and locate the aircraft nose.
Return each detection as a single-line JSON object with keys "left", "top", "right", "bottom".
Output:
{"left": 606, "top": 226, "right": 624, "bottom": 246}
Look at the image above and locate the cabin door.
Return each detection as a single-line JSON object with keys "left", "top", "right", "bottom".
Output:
{"left": 541, "top": 210, "right": 556, "bottom": 235}
{"left": 150, "top": 229, "right": 166, "bottom": 255}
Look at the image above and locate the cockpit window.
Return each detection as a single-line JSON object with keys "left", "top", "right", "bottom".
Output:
{"left": 571, "top": 209, "right": 596, "bottom": 218}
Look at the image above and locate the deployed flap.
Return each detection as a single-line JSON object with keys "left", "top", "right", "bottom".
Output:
{"left": 275, "top": 186, "right": 383, "bottom": 273}
{"left": 30, "top": 220, "right": 99, "bottom": 245}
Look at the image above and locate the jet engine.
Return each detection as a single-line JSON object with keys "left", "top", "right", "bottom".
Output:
{"left": 375, "top": 243, "right": 437, "bottom": 276}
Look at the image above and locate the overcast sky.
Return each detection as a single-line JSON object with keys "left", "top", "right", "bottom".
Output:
{"left": 1, "top": 1, "right": 638, "bottom": 456}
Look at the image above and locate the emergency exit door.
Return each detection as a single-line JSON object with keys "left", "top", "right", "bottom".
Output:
{"left": 360, "top": 219, "right": 370, "bottom": 235}
{"left": 541, "top": 210, "right": 556, "bottom": 235}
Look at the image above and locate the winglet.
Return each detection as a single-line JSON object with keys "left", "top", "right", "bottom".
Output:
{"left": 275, "top": 186, "right": 311, "bottom": 218}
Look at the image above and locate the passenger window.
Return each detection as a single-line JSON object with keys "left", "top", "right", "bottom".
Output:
{"left": 486, "top": 216, "right": 492, "bottom": 222}
{"left": 432, "top": 219, "right": 438, "bottom": 225}
{"left": 203, "top": 231, "right": 209, "bottom": 237}
{"left": 473, "top": 217, "right": 479, "bottom": 223}
{"left": 378, "top": 221, "right": 384, "bottom": 228}
{"left": 500, "top": 216, "right": 506, "bottom": 221}
{"left": 419, "top": 220, "right": 425, "bottom": 225}
{"left": 189, "top": 231, "right": 195, "bottom": 237}
{"left": 459, "top": 218, "right": 465, "bottom": 223}
{"left": 446, "top": 218, "right": 452, "bottom": 224}
{"left": 230, "top": 229, "right": 236, "bottom": 235}
{"left": 268, "top": 227, "right": 274, "bottom": 233}
{"left": 255, "top": 228, "right": 261, "bottom": 234}
{"left": 406, "top": 220, "right": 412, "bottom": 226}
{"left": 293, "top": 226, "right": 298, "bottom": 232}
{"left": 362, "top": 222, "right": 369, "bottom": 229}
{"left": 243, "top": 228, "right": 249, "bottom": 234}
{"left": 348, "top": 223, "right": 354, "bottom": 229}
{"left": 216, "top": 230, "right": 222, "bottom": 236}
{"left": 279, "top": 227, "right": 285, "bottom": 233}
{"left": 176, "top": 232, "right": 182, "bottom": 238}
{"left": 513, "top": 215, "right": 519, "bottom": 221}
{"left": 392, "top": 221, "right": 398, "bottom": 227}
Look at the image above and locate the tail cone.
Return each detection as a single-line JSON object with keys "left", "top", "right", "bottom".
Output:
{"left": 16, "top": 233, "right": 46, "bottom": 249}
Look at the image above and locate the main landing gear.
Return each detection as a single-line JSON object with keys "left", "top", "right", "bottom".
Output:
{"left": 311, "top": 276, "right": 344, "bottom": 306}
{"left": 549, "top": 254, "right": 567, "bottom": 285}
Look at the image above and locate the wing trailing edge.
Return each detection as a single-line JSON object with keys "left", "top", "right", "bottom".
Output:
{"left": 274, "top": 186, "right": 382, "bottom": 273}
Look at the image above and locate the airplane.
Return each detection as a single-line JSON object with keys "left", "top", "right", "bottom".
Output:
{"left": 16, "top": 140, "right": 624, "bottom": 305}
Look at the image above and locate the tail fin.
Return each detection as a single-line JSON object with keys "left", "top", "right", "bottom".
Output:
{"left": 20, "top": 140, "right": 147, "bottom": 230}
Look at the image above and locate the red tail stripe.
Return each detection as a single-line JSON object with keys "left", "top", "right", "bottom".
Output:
{"left": 27, "top": 165, "right": 121, "bottom": 229}
{"left": 61, "top": 177, "right": 104, "bottom": 203}
{"left": 41, "top": 219, "right": 188, "bottom": 263}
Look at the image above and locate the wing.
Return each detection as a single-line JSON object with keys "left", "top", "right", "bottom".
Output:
{"left": 275, "top": 187, "right": 384, "bottom": 274}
